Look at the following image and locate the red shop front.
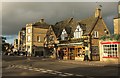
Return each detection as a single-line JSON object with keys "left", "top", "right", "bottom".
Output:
{"left": 99, "top": 41, "right": 120, "bottom": 63}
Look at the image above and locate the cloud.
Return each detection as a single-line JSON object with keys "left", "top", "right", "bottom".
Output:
{"left": 1, "top": 2, "right": 118, "bottom": 43}
{"left": 2, "top": 2, "right": 118, "bottom": 35}
{"left": 1, "top": 0, "right": 119, "bottom": 2}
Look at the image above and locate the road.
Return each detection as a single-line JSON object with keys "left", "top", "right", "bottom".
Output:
{"left": 2, "top": 56, "right": 119, "bottom": 78}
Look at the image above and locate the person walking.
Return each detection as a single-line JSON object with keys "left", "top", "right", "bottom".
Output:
{"left": 25, "top": 51, "right": 28, "bottom": 57}
{"left": 84, "top": 50, "right": 89, "bottom": 61}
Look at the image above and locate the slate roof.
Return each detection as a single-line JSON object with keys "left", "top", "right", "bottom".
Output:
{"left": 53, "top": 16, "right": 99, "bottom": 39}
{"left": 53, "top": 18, "right": 79, "bottom": 38}
{"left": 79, "top": 16, "right": 99, "bottom": 35}
{"left": 21, "top": 27, "right": 26, "bottom": 31}
{"left": 32, "top": 21, "right": 50, "bottom": 29}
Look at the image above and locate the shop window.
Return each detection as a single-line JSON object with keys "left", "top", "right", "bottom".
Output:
{"left": 77, "top": 48, "right": 83, "bottom": 57}
{"left": 103, "top": 44, "right": 118, "bottom": 58}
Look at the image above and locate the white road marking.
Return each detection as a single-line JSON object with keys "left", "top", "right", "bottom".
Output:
{"left": 33, "top": 68, "right": 38, "bottom": 70}
{"left": 58, "top": 74, "right": 67, "bottom": 76}
{"left": 28, "top": 68, "right": 33, "bottom": 70}
{"left": 23, "top": 67, "right": 27, "bottom": 69}
{"left": 39, "top": 68, "right": 45, "bottom": 71}
{"left": 46, "top": 69, "right": 53, "bottom": 72}
{"left": 18, "top": 66, "right": 23, "bottom": 68}
{"left": 75, "top": 74, "right": 83, "bottom": 76}
{"left": 34, "top": 69, "right": 40, "bottom": 71}
{"left": 54, "top": 71, "right": 62, "bottom": 74}
{"left": 10, "top": 65, "right": 84, "bottom": 77}
{"left": 41, "top": 70, "right": 48, "bottom": 73}
{"left": 28, "top": 67, "right": 32, "bottom": 69}
{"left": 23, "top": 66, "right": 27, "bottom": 68}
{"left": 50, "top": 72, "right": 57, "bottom": 75}
{"left": 64, "top": 73, "right": 73, "bottom": 76}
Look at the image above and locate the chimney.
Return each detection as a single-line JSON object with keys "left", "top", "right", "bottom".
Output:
{"left": 40, "top": 18, "right": 44, "bottom": 23}
{"left": 95, "top": 8, "right": 101, "bottom": 18}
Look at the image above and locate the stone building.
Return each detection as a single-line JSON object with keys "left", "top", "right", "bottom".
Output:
{"left": 113, "top": 2, "right": 120, "bottom": 34}
{"left": 13, "top": 39, "right": 18, "bottom": 52}
{"left": 44, "top": 25, "right": 59, "bottom": 58}
{"left": 18, "top": 27, "right": 26, "bottom": 52}
{"left": 99, "top": 2, "right": 120, "bottom": 63}
{"left": 26, "top": 19, "right": 50, "bottom": 56}
{"left": 45, "top": 7, "right": 110, "bottom": 61}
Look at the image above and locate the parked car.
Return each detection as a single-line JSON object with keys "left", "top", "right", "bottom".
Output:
{"left": 19, "top": 52, "right": 25, "bottom": 56}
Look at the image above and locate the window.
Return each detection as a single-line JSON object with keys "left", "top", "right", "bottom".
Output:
{"left": 27, "top": 35, "right": 31, "bottom": 42}
{"left": 94, "top": 31, "right": 99, "bottom": 38}
{"left": 61, "top": 29, "right": 68, "bottom": 40}
{"left": 103, "top": 44, "right": 118, "bottom": 58}
{"left": 77, "top": 48, "right": 83, "bottom": 57}
{"left": 27, "top": 28, "right": 31, "bottom": 33}
{"left": 74, "top": 25, "right": 83, "bottom": 38}
{"left": 37, "top": 36, "right": 41, "bottom": 42}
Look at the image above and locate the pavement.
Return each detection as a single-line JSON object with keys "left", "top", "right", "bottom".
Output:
{"left": 59, "top": 60, "right": 119, "bottom": 67}
{"left": 23, "top": 57, "right": 120, "bottom": 68}
{"left": 2, "top": 56, "right": 119, "bottom": 67}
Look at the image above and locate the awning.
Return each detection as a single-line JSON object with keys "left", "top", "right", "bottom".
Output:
{"left": 57, "top": 42, "right": 83, "bottom": 46}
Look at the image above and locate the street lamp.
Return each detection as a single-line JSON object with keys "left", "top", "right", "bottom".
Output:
{"left": 104, "top": 29, "right": 108, "bottom": 35}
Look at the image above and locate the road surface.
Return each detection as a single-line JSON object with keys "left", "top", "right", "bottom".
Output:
{"left": 2, "top": 56, "right": 119, "bottom": 78}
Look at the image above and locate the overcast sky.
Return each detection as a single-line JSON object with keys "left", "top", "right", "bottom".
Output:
{"left": 1, "top": 2, "right": 118, "bottom": 44}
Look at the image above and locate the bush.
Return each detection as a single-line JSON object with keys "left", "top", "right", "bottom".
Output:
{"left": 114, "top": 34, "right": 120, "bottom": 41}
{"left": 100, "top": 34, "right": 120, "bottom": 41}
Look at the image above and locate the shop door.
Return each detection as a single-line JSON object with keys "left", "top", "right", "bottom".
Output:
{"left": 69, "top": 48, "right": 75, "bottom": 60}
{"left": 92, "top": 46, "right": 100, "bottom": 61}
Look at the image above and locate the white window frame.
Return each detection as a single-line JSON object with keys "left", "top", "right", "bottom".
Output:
{"left": 27, "top": 35, "right": 31, "bottom": 42}
{"left": 37, "top": 36, "right": 41, "bottom": 42}
{"left": 61, "top": 29, "right": 68, "bottom": 40}
{"left": 74, "top": 25, "right": 83, "bottom": 38}
{"left": 27, "top": 28, "right": 31, "bottom": 33}
{"left": 102, "top": 44, "right": 118, "bottom": 58}
{"left": 94, "top": 31, "right": 99, "bottom": 38}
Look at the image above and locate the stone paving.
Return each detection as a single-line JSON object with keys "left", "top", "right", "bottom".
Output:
{"left": 59, "top": 60, "right": 119, "bottom": 67}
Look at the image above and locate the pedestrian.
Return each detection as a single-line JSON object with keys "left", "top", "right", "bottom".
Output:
{"left": 58, "top": 49, "right": 61, "bottom": 60}
{"left": 84, "top": 50, "right": 89, "bottom": 61}
{"left": 25, "top": 51, "right": 28, "bottom": 57}
{"left": 61, "top": 49, "right": 64, "bottom": 60}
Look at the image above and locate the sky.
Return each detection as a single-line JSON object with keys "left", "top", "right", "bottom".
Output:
{"left": 1, "top": 1, "right": 119, "bottom": 44}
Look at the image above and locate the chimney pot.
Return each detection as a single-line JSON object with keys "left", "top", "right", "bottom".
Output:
{"left": 40, "top": 19, "right": 44, "bottom": 23}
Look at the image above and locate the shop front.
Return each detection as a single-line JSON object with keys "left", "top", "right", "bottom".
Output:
{"left": 99, "top": 41, "right": 120, "bottom": 63}
{"left": 57, "top": 43, "right": 85, "bottom": 61}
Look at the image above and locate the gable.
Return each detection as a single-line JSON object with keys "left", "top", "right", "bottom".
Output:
{"left": 79, "top": 16, "right": 98, "bottom": 35}
{"left": 91, "top": 18, "right": 110, "bottom": 37}
{"left": 74, "top": 25, "right": 82, "bottom": 32}
{"left": 46, "top": 26, "right": 57, "bottom": 41}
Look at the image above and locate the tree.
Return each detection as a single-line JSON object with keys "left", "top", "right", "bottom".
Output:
{"left": 2, "top": 36, "right": 6, "bottom": 43}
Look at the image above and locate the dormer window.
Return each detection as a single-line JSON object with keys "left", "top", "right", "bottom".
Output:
{"left": 74, "top": 25, "right": 83, "bottom": 38}
{"left": 61, "top": 29, "right": 68, "bottom": 40}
